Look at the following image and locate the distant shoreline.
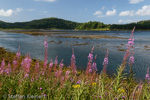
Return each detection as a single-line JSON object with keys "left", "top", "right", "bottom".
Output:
{"left": 1, "top": 28, "right": 150, "bottom": 32}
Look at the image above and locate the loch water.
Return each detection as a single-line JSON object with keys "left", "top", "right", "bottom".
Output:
{"left": 0, "top": 30, "right": 150, "bottom": 81}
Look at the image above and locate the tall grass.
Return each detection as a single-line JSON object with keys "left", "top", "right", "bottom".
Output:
{"left": 0, "top": 27, "right": 150, "bottom": 100}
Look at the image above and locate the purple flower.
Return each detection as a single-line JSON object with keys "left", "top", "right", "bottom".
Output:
{"left": 13, "top": 60, "right": 17, "bottom": 66}
{"left": 71, "top": 48, "right": 77, "bottom": 75}
{"left": 1, "top": 59, "right": 5, "bottom": 69}
{"left": 65, "top": 71, "right": 70, "bottom": 76}
{"left": 70, "top": 78, "right": 74, "bottom": 83}
{"left": 89, "top": 69, "right": 92, "bottom": 73}
{"left": 49, "top": 59, "right": 53, "bottom": 67}
{"left": 31, "top": 78, "right": 34, "bottom": 82}
{"left": 102, "top": 50, "right": 108, "bottom": 74}
{"left": 122, "top": 96, "right": 125, "bottom": 99}
{"left": 88, "top": 53, "right": 93, "bottom": 62}
{"left": 24, "top": 74, "right": 29, "bottom": 78}
{"left": 129, "top": 56, "right": 134, "bottom": 65}
{"left": 35, "top": 61, "right": 39, "bottom": 69}
{"left": 146, "top": 74, "right": 149, "bottom": 78}
{"left": 44, "top": 94, "right": 46, "bottom": 97}
{"left": 92, "top": 62, "right": 97, "bottom": 71}
{"left": 44, "top": 35, "right": 48, "bottom": 48}
{"left": 40, "top": 87, "right": 42, "bottom": 90}
{"left": 5, "top": 69, "right": 10, "bottom": 74}
{"left": 16, "top": 45, "right": 21, "bottom": 58}
{"left": 77, "top": 80, "right": 81, "bottom": 84}
{"left": 59, "top": 59, "right": 64, "bottom": 68}
{"left": 146, "top": 67, "right": 149, "bottom": 80}
{"left": 55, "top": 56, "right": 58, "bottom": 65}
{"left": 103, "top": 57, "right": 108, "bottom": 65}
{"left": 55, "top": 71, "right": 58, "bottom": 76}
{"left": 128, "top": 38, "right": 134, "bottom": 47}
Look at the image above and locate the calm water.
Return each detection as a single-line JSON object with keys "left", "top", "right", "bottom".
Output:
{"left": 0, "top": 30, "right": 150, "bottom": 81}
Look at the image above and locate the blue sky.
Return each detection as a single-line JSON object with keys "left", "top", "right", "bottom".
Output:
{"left": 0, "top": 0, "right": 150, "bottom": 24}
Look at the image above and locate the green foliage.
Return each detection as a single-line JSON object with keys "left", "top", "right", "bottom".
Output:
{"left": 110, "top": 20, "right": 150, "bottom": 30}
{"left": 0, "top": 17, "right": 78, "bottom": 29}
{"left": 75, "top": 21, "right": 109, "bottom": 30}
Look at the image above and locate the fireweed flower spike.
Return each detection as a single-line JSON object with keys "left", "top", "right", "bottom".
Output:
{"left": 123, "top": 26, "right": 135, "bottom": 63}
{"left": 129, "top": 50, "right": 134, "bottom": 65}
{"left": 34, "top": 60, "right": 40, "bottom": 74}
{"left": 92, "top": 55, "right": 97, "bottom": 72}
{"left": 22, "top": 54, "right": 32, "bottom": 74}
{"left": 16, "top": 45, "right": 21, "bottom": 59}
{"left": 48, "top": 59, "right": 53, "bottom": 73}
{"left": 65, "top": 70, "right": 70, "bottom": 79}
{"left": 86, "top": 46, "right": 94, "bottom": 75}
{"left": 102, "top": 49, "right": 108, "bottom": 74}
{"left": 5, "top": 63, "right": 11, "bottom": 74}
{"left": 54, "top": 56, "right": 58, "bottom": 71}
{"left": 44, "top": 35, "right": 48, "bottom": 71}
{"left": 145, "top": 67, "right": 149, "bottom": 80}
{"left": 71, "top": 48, "right": 77, "bottom": 75}
{"left": 0, "top": 59, "right": 5, "bottom": 75}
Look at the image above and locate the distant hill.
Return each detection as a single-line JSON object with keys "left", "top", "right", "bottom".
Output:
{"left": 0, "top": 17, "right": 150, "bottom": 30}
{"left": 110, "top": 20, "right": 150, "bottom": 30}
{"left": 0, "top": 17, "right": 79, "bottom": 29}
{"left": 75, "top": 21, "right": 109, "bottom": 30}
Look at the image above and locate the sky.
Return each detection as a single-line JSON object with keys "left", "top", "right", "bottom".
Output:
{"left": 0, "top": 0, "right": 150, "bottom": 24}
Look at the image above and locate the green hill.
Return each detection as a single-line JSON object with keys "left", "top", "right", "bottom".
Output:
{"left": 0, "top": 17, "right": 79, "bottom": 29}
{"left": 110, "top": 20, "right": 150, "bottom": 30}
{"left": 75, "top": 21, "right": 109, "bottom": 30}
{"left": 0, "top": 17, "right": 150, "bottom": 30}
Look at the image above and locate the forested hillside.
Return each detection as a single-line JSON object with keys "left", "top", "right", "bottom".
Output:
{"left": 0, "top": 17, "right": 79, "bottom": 29}
{"left": 110, "top": 20, "right": 150, "bottom": 30}
{"left": 75, "top": 21, "right": 109, "bottom": 30}
{"left": 0, "top": 18, "right": 150, "bottom": 30}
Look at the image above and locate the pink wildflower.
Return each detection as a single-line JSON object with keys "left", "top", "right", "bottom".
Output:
{"left": 71, "top": 48, "right": 77, "bottom": 75}
{"left": 0, "top": 59, "right": 5, "bottom": 75}
{"left": 86, "top": 46, "right": 94, "bottom": 75}
{"left": 44, "top": 35, "right": 48, "bottom": 71}
{"left": 54, "top": 56, "right": 58, "bottom": 71}
{"left": 24, "top": 74, "right": 29, "bottom": 78}
{"left": 129, "top": 56, "right": 134, "bottom": 65}
{"left": 102, "top": 50, "right": 108, "bottom": 74}
{"left": 16, "top": 45, "right": 21, "bottom": 59}
{"left": 146, "top": 67, "right": 149, "bottom": 80}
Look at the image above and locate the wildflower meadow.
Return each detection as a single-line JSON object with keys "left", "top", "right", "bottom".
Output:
{"left": 0, "top": 27, "right": 150, "bottom": 100}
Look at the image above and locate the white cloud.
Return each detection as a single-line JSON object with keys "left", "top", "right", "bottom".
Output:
{"left": 93, "top": 11, "right": 102, "bottom": 16}
{"left": 119, "top": 10, "right": 135, "bottom": 16}
{"left": 0, "top": 9, "right": 13, "bottom": 17}
{"left": 14, "top": 8, "right": 23, "bottom": 14}
{"left": 35, "top": 0, "right": 56, "bottom": 2}
{"left": 119, "top": 5, "right": 150, "bottom": 16}
{"left": 0, "top": 8, "right": 23, "bottom": 17}
{"left": 106, "top": 9, "right": 116, "bottom": 16}
{"left": 118, "top": 19, "right": 139, "bottom": 24}
{"left": 129, "top": 0, "right": 144, "bottom": 4}
{"left": 136, "top": 5, "right": 150, "bottom": 16}
{"left": 93, "top": 8, "right": 116, "bottom": 18}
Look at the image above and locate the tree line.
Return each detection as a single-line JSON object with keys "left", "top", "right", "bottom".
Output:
{"left": 0, "top": 18, "right": 150, "bottom": 30}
